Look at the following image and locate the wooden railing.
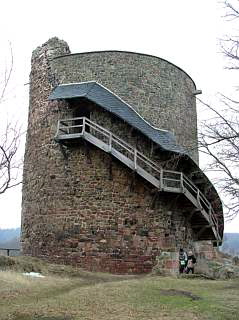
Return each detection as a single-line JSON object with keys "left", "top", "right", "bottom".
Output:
{"left": 0, "top": 248, "right": 20, "bottom": 256}
{"left": 56, "top": 117, "right": 221, "bottom": 241}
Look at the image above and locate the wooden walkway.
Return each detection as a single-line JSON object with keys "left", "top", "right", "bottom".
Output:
{"left": 55, "top": 117, "right": 221, "bottom": 242}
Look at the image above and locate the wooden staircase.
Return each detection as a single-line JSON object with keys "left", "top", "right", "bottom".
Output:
{"left": 55, "top": 116, "right": 221, "bottom": 242}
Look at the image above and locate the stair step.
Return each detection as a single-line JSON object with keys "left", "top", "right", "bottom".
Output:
{"left": 55, "top": 116, "right": 221, "bottom": 242}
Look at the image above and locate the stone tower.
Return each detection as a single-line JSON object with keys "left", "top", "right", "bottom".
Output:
{"left": 21, "top": 38, "right": 223, "bottom": 274}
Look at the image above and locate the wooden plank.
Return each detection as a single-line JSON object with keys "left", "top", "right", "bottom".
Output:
{"left": 84, "top": 132, "right": 109, "bottom": 153}
{"left": 57, "top": 133, "right": 83, "bottom": 140}
{"left": 186, "top": 210, "right": 196, "bottom": 222}
{"left": 111, "top": 149, "right": 160, "bottom": 188}
{"left": 56, "top": 117, "right": 221, "bottom": 242}
{"left": 137, "top": 166, "right": 160, "bottom": 188}
{"left": 163, "top": 186, "right": 181, "bottom": 193}
{"left": 196, "top": 225, "right": 211, "bottom": 238}
{"left": 111, "top": 148, "right": 135, "bottom": 171}
{"left": 184, "top": 189, "right": 211, "bottom": 224}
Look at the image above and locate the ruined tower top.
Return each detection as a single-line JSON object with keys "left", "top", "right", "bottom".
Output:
{"left": 31, "top": 37, "right": 70, "bottom": 61}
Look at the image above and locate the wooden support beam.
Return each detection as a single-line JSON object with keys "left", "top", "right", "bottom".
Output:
{"left": 129, "top": 171, "right": 136, "bottom": 192}
{"left": 186, "top": 210, "right": 196, "bottom": 222}
{"left": 59, "top": 144, "right": 69, "bottom": 160}
{"left": 196, "top": 225, "right": 211, "bottom": 238}
{"left": 55, "top": 116, "right": 221, "bottom": 242}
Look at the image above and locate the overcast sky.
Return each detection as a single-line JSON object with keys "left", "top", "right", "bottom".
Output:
{"left": 0, "top": 0, "right": 238, "bottom": 233}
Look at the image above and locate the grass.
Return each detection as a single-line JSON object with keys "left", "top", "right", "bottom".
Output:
{"left": 0, "top": 256, "right": 239, "bottom": 320}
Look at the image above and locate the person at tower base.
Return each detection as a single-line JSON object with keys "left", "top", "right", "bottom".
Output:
{"left": 186, "top": 250, "right": 197, "bottom": 274}
{"left": 179, "top": 248, "right": 188, "bottom": 273}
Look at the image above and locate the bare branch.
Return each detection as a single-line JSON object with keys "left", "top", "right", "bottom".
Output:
{"left": 0, "top": 43, "right": 22, "bottom": 195}
{"left": 0, "top": 43, "right": 13, "bottom": 103}
{"left": 224, "top": 0, "right": 239, "bottom": 20}
{"left": 199, "top": 94, "right": 239, "bottom": 219}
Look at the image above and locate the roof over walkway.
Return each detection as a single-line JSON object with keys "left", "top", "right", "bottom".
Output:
{"left": 49, "top": 81, "right": 187, "bottom": 155}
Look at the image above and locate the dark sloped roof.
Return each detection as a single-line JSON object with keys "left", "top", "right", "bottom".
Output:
{"left": 48, "top": 81, "right": 187, "bottom": 155}
{"left": 48, "top": 81, "right": 223, "bottom": 239}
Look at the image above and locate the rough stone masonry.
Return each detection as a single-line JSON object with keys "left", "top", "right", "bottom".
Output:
{"left": 21, "top": 38, "right": 223, "bottom": 274}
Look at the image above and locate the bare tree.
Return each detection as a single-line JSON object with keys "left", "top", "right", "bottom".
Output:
{"left": 0, "top": 44, "right": 21, "bottom": 194}
{"left": 221, "top": 0, "right": 239, "bottom": 69}
{"left": 199, "top": 96, "right": 239, "bottom": 219}
{"left": 199, "top": 0, "right": 239, "bottom": 219}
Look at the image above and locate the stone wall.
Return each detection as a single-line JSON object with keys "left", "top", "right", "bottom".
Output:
{"left": 194, "top": 241, "right": 219, "bottom": 260}
{"left": 22, "top": 141, "right": 195, "bottom": 273}
{"left": 21, "top": 38, "right": 200, "bottom": 274}
{"left": 51, "top": 50, "right": 198, "bottom": 163}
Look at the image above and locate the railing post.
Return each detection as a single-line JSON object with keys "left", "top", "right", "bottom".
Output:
{"left": 82, "top": 117, "right": 85, "bottom": 135}
{"left": 134, "top": 149, "right": 137, "bottom": 170}
{"left": 57, "top": 120, "right": 60, "bottom": 136}
{"left": 109, "top": 133, "right": 112, "bottom": 152}
{"left": 160, "top": 168, "right": 164, "bottom": 190}
{"left": 68, "top": 120, "right": 71, "bottom": 134}
{"left": 212, "top": 210, "right": 219, "bottom": 240}
{"left": 197, "top": 190, "right": 202, "bottom": 210}
{"left": 180, "top": 172, "right": 184, "bottom": 192}
{"left": 209, "top": 205, "right": 213, "bottom": 224}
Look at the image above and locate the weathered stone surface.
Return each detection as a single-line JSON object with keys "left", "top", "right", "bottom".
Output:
{"left": 21, "top": 38, "right": 207, "bottom": 274}
{"left": 51, "top": 50, "right": 198, "bottom": 163}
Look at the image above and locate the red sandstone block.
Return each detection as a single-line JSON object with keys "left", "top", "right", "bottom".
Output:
{"left": 139, "top": 255, "right": 151, "bottom": 261}
{"left": 204, "top": 252, "right": 215, "bottom": 259}
{"left": 148, "top": 236, "right": 159, "bottom": 242}
{"left": 165, "top": 259, "right": 178, "bottom": 269}
{"left": 127, "top": 254, "right": 139, "bottom": 259}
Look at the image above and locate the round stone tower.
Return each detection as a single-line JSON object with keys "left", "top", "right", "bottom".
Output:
{"left": 21, "top": 38, "right": 223, "bottom": 274}
{"left": 51, "top": 48, "right": 198, "bottom": 163}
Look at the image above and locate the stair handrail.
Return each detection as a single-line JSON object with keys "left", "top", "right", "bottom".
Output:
{"left": 58, "top": 117, "right": 162, "bottom": 174}
{"left": 57, "top": 116, "right": 220, "bottom": 239}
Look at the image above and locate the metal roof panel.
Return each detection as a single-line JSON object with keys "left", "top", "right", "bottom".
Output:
{"left": 49, "top": 81, "right": 187, "bottom": 154}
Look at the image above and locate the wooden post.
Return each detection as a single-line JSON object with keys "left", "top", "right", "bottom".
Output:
{"left": 68, "top": 120, "right": 71, "bottom": 134}
{"left": 208, "top": 205, "right": 212, "bottom": 224}
{"left": 186, "top": 210, "right": 196, "bottom": 222}
{"left": 180, "top": 172, "right": 184, "bottom": 192}
{"left": 134, "top": 149, "right": 137, "bottom": 170}
{"left": 197, "top": 190, "right": 202, "bottom": 209}
{"left": 160, "top": 168, "right": 164, "bottom": 190}
{"left": 82, "top": 117, "right": 85, "bottom": 135}
{"left": 109, "top": 133, "right": 112, "bottom": 152}
{"left": 196, "top": 225, "right": 210, "bottom": 238}
{"left": 214, "top": 217, "right": 219, "bottom": 240}
{"left": 56, "top": 120, "right": 60, "bottom": 137}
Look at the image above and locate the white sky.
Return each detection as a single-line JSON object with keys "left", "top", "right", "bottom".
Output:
{"left": 0, "top": 0, "right": 238, "bottom": 233}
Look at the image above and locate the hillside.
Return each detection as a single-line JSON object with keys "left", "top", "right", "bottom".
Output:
{"left": 221, "top": 233, "right": 239, "bottom": 256}
{"left": 0, "top": 256, "right": 238, "bottom": 320}
{"left": 0, "top": 228, "right": 20, "bottom": 249}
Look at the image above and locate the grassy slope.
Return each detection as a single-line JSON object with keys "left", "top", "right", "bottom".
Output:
{"left": 0, "top": 257, "right": 239, "bottom": 320}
